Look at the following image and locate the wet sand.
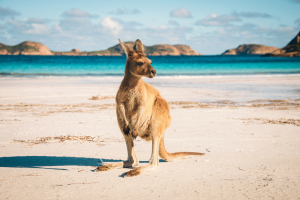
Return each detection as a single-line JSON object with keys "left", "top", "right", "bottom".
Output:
{"left": 0, "top": 76, "right": 300, "bottom": 199}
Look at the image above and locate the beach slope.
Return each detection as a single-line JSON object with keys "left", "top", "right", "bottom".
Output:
{"left": 0, "top": 77, "right": 299, "bottom": 199}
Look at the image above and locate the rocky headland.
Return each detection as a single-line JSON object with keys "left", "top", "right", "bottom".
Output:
{"left": 0, "top": 41, "right": 52, "bottom": 55}
{"left": 221, "top": 44, "right": 279, "bottom": 55}
{"left": 263, "top": 31, "right": 300, "bottom": 57}
{"left": 0, "top": 41, "right": 201, "bottom": 56}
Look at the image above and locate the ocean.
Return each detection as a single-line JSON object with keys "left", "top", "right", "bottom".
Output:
{"left": 1, "top": 55, "right": 300, "bottom": 77}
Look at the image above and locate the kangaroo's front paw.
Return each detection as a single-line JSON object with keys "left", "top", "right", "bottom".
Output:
{"left": 131, "top": 128, "right": 138, "bottom": 139}
{"left": 123, "top": 126, "right": 130, "bottom": 136}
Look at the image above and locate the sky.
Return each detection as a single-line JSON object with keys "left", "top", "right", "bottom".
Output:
{"left": 0, "top": 0, "right": 299, "bottom": 54}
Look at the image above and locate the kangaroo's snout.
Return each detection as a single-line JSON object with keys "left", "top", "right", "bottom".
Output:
{"left": 150, "top": 69, "right": 156, "bottom": 78}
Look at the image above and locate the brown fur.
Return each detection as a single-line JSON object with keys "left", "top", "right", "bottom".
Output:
{"left": 96, "top": 39, "right": 204, "bottom": 176}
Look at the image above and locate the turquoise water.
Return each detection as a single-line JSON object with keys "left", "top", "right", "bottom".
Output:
{"left": 0, "top": 55, "right": 300, "bottom": 77}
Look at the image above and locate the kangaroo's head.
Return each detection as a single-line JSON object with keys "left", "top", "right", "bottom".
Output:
{"left": 119, "top": 39, "right": 156, "bottom": 78}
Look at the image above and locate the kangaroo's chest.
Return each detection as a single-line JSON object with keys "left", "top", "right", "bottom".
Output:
{"left": 123, "top": 89, "right": 149, "bottom": 128}
{"left": 124, "top": 90, "right": 138, "bottom": 113}
{"left": 118, "top": 87, "right": 140, "bottom": 115}
{"left": 117, "top": 83, "right": 153, "bottom": 131}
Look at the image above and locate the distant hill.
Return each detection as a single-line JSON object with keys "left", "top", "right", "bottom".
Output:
{"left": 284, "top": 31, "right": 300, "bottom": 52}
{"left": 263, "top": 31, "right": 300, "bottom": 57}
{"left": 0, "top": 41, "right": 52, "bottom": 55}
{"left": 0, "top": 41, "right": 201, "bottom": 56}
{"left": 221, "top": 44, "right": 279, "bottom": 55}
{"left": 54, "top": 42, "right": 201, "bottom": 56}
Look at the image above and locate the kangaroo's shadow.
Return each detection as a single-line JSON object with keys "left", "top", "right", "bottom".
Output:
{"left": 0, "top": 156, "right": 166, "bottom": 170}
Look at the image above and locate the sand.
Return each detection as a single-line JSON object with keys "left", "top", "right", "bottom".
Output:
{"left": 0, "top": 76, "right": 300, "bottom": 200}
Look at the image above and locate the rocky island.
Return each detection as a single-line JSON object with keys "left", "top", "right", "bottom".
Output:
{"left": 221, "top": 31, "right": 300, "bottom": 57}
{"left": 0, "top": 41, "right": 52, "bottom": 55}
{"left": 0, "top": 41, "right": 201, "bottom": 56}
{"left": 221, "top": 44, "right": 279, "bottom": 55}
{"left": 263, "top": 31, "right": 300, "bottom": 57}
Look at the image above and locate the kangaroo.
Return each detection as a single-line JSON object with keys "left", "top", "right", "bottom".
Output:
{"left": 96, "top": 39, "right": 204, "bottom": 177}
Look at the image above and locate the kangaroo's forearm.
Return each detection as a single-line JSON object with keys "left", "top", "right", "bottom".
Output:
{"left": 118, "top": 103, "right": 128, "bottom": 126}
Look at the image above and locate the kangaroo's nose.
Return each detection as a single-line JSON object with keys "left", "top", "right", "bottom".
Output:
{"left": 151, "top": 69, "right": 156, "bottom": 77}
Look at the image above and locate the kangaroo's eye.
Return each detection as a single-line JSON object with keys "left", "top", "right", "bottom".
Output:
{"left": 137, "top": 62, "right": 144, "bottom": 66}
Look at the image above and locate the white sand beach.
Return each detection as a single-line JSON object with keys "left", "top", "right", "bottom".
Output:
{"left": 0, "top": 76, "right": 300, "bottom": 199}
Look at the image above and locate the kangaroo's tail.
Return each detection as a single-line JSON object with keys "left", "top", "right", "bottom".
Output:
{"left": 159, "top": 136, "right": 205, "bottom": 162}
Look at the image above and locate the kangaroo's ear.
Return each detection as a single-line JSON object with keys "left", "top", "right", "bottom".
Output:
{"left": 133, "top": 39, "right": 144, "bottom": 53}
{"left": 118, "top": 39, "right": 134, "bottom": 57}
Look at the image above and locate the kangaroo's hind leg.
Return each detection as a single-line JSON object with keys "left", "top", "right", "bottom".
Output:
{"left": 124, "top": 96, "right": 170, "bottom": 177}
{"left": 96, "top": 134, "right": 139, "bottom": 171}
{"left": 96, "top": 113, "right": 139, "bottom": 171}
{"left": 125, "top": 132, "right": 162, "bottom": 177}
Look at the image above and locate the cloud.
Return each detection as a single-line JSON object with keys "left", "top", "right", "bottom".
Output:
{"left": 126, "top": 21, "right": 143, "bottom": 26}
{"left": 2, "top": 8, "right": 195, "bottom": 53}
{"left": 109, "top": 8, "right": 140, "bottom": 15}
{"left": 220, "top": 23, "right": 297, "bottom": 39}
{"left": 25, "top": 18, "right": 47, "bottom": 24}
{"left": 0, "top": 6, "right": 21, "bottom": 20}
{"left": 57, "top": 9, "right": 100, "bottom": 32}
{"left": 169, "top": 20, "right": 179, "bottom": 26}
{"left": 2, "top": 6, "right": 297, "bottom": 55}
{"left": 23, "top": 24, "right": 50, "bottom": 35}
{"left": 0, "top": 23, "right": 6, "bottom": 28}
{"left": 59, "top": 17, "right": 92, "bottom": 31}
{"left": 232, "top": 11, "right": 272, "bottom": 18}
{"left": 196, "top": 14, "right": 240, "bottom": 26}
{"left": 190, "top": 22, "right": 299, "bottom": 54}
{"left": 140, "top": 25, "right": 193, "bottom": 41}
{"left": 196, "top": 11, "right": 274, "bottom": 28}
{"left": 62, "top": 8, "right": 98, "bottom": 18}
{"left": 295, "top": 18, "right": 300, "bottom": 26}
{"left": 170, "top": 8, "right": 192, "bottom": 18}
{"left": 101, "top": 17, "right": 123, "bottom": 35}
{"left": 6, "top": 18, "right": 50, "bottom": 35}
{"left": 0, "top": 23, "right": 6, "bottom": 34}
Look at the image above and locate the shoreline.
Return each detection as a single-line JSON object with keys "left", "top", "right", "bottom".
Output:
{"left": 1, "top": 73, "right": 300, "bottom": 78}
{"left": 1, "top": 75, "right": 299, "bottom": 104}
{"left": 1, "top": 54, "right": 300, "bottom": 57}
